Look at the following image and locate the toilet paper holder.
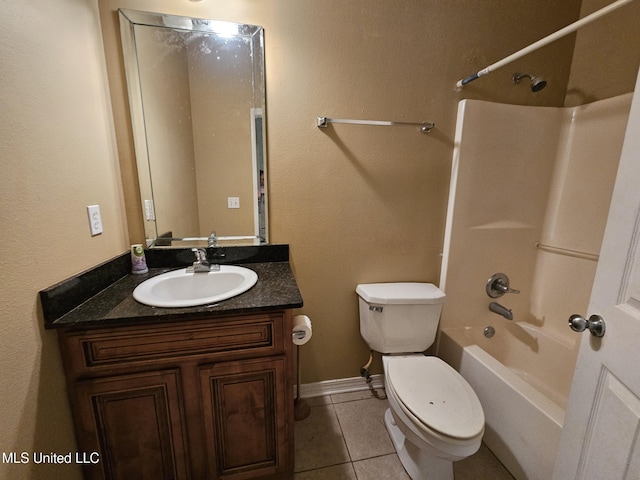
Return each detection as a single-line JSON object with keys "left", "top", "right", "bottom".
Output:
{"left": 292, "top": 314, "right": 312, "bottom": 422}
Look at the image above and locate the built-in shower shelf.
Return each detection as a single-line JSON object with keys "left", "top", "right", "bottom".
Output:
{"left": 470, "top": 221, "right": 535, "bottom": 230}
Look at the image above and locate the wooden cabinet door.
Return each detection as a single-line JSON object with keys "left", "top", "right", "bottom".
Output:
{"left": 73, "top": 369, "right": 189, "bottom": 480}
{"left": 200, "top": 357, "right": 292, "bottom": 480}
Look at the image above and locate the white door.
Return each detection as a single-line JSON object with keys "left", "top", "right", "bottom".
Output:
{"left": 552, "top": 66, "right": 640, "bottom": 479}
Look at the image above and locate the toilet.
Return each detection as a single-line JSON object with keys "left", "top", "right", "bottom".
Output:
{"left": 356, "top": 282, "right": 485, "bottom": 480}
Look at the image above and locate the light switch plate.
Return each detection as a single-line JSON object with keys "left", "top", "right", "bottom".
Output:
{"left": 227, "top": 197, "right": 240, "bottom": 209}
{"left": 87, "top": 205, "right": 103, "bottom": 236}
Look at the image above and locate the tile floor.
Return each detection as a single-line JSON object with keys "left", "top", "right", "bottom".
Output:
{"left": 294, "top": 388, "right": 515, "bottom": 480}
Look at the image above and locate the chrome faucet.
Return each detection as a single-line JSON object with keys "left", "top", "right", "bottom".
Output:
{"left": 190, "top": 248, "right": 212, "bottom": 273}
{"left": 208, "top": 231, "right": 218, "bottom": 247}
{"left": 489, "top": 301, "right": 513, "bottom": 320}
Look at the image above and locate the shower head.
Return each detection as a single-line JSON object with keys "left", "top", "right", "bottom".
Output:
{"left": 512, "top": 72, "right": 547, "bottom": 92}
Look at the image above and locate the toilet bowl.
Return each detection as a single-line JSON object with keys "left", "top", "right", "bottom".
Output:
{"left": 356, "top": 283, "right": 485, "bottom": 480}
{"left": 382, "top": 355, "right": 484, "bottom": 480}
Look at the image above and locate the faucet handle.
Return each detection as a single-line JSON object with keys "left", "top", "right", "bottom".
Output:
{"left": 189, "top": 248, "right": 213, "bottom": 272}
{"left": 208, "top": 231, "right": 218, "bottom": 247}
{"left": 494, "top": 281, "right": 520, "bottom": 295}
{"left": 191, "top": 248, "right": 207, "bottom": 263}
{"left": 486, "top": 273, "right": 520, "bottom": 298}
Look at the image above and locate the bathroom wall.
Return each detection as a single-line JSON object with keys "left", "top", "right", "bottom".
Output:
{"left": 565, "top": 0, "right": 640, "bottom": 107}
{"left": 0, "top": 1, "right": 129, "bottom": 479}
{"left": 99, "top": 0, "right": 583, "bottom": 385}
{"left": 1, "top": 1, "right": 638, "bottom": 477}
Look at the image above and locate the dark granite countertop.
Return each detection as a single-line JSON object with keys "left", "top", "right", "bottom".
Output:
{"left": 41, "top": 245, "right": 303, "bottom": 329}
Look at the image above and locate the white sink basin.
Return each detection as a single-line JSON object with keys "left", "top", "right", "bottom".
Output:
{"left": 133, "top": 265, "right": 258, "bottom": 308}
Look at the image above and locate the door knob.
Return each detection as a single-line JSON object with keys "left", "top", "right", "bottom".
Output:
{"left": 568, "top": 314, "right": 606, "bottom": 337}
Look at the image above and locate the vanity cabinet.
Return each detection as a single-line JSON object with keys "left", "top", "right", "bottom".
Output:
{"left": 57, "top": 311, "right": 294, "bottom": 480}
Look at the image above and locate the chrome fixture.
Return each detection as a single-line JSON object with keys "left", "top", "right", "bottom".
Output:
{"left": 486, "top": 273, "right": 520, "bottom": 298}
{"left": 568, "top": 314, "right": 606, "bottom": 338}
{"left": 512, "top": 72, "right": 547, "bottom": 92}
{"left": 483, "top": 326, "right": 496, "bottom": 338}
{"left": 317, "top": 116, "right": 435, "bottom": 133}
{"left": 208, "top": 231, "right": 218, "bottom": 247}
{"left": 189, "top": 248, "right": 220, "bottom": 272}
{"left": 489, "top": 302, "right": 513, "bottom": 320}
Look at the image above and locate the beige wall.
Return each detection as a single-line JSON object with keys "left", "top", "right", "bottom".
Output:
{"left": 2, "top": 0, "right": 639, "bottom": 477}
{"left": 565, "top": 0, "right": 640, "bottom": 106}
{"left": 100, "top": 0, "right": 582, "bottom": 385}
{"left": 0, "top": 1, "right": 128, "bottom": 479}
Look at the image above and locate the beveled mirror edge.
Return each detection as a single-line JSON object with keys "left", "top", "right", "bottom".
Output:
{"left": 118, "top": 9, "right": 268, "bottom": 249}
{"left": 119, "top": 9, "right": 263, "bottom": 37}
{"left": 118, "top": 10, "right": 156, "bottom": 245}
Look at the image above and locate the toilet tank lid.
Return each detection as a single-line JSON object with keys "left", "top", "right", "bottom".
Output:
{"left": 356, "top": 283, "right": 445, "bottom": 305}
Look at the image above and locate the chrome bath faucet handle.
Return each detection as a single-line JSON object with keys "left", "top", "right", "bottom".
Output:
{"left": 486, "top": 273, "right": 520, "bottom": 298}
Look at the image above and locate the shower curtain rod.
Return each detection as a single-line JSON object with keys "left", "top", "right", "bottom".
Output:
{"left": 456, "top": 0, "right": 637, "bottom": 88}
{"left": 317, "top": 116, "right": 435, "bottom": 133}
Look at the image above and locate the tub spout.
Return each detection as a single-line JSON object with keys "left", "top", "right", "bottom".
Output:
{"left": 489, "top": 301, "right": 513, "bottom": 320}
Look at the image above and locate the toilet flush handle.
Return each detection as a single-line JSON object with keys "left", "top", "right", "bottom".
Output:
{"left": 369, "top": 306, "right": 383, "bottom": 313}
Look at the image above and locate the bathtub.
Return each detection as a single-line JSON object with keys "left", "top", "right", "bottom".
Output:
{"left": 437, "top": 323, "right": 578, "bottom": 480}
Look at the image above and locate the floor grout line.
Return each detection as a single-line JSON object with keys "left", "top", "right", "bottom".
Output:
{"left": 293, "top": 460, "right": 354, "bottom": 475}
{"left": 332, "top": 402, "right": 354, "bottom": 464}
{"left": 294, "top": 394, "right": 514, "bottom": 480}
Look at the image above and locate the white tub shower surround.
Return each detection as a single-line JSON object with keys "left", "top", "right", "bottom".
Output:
{"left": 437, "top": 94, "right": 632, "bottom": 480}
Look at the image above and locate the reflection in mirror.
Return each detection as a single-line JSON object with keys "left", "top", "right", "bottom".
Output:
{"left": 119, "top": 9, "right": 267, "bottom": 247}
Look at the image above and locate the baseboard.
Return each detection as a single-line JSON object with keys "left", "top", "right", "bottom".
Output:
{"left": 296, "top": 374, "right": 385, "bottom": 398}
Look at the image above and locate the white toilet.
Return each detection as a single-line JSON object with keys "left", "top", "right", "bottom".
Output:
{"left": 356, "top": 282, "right": 485, "bottom": 480}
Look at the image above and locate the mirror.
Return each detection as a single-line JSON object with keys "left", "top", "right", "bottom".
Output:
{"left": 119, "top": 9, "right": 267, "bottom": 247}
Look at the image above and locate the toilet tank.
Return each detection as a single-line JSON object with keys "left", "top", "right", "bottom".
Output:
{"left": 356, "top": 283, "right": 446, "bottom": 354}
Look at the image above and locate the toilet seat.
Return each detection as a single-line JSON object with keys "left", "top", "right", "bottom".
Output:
{"left": 386, "top": 356, "right": 484, "bottom": 441}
